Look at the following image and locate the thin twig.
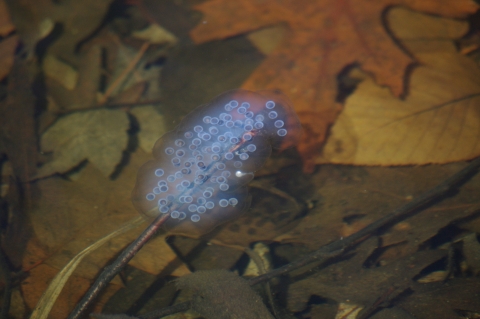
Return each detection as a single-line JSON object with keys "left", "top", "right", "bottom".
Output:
{"left": 55, "top": 99, "right": 164, "bottom": 115}
{"left": 98, "top": 42, "right": 150, "bottom": 105}
{"left": 67, "top": 213, "right": 170, "bottom": 319}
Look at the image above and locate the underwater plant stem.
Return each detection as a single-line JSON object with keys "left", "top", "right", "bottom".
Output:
{"left": 67, "top": 213, "right": 170, "bottom": 319}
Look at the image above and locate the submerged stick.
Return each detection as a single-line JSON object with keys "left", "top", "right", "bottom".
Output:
{"left": 67, "top": 213, "right": 170, "bottom": 319}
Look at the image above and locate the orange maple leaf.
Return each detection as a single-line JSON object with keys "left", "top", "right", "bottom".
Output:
{"left": 190, "top": 0, "right": 479, "bottom": 171}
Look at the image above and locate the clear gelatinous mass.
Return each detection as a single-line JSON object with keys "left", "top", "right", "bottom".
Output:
{"left": 132, "top": 89, "right": 301, "bottom": 236}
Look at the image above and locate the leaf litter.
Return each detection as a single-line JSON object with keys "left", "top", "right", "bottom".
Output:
{"left": 36, "top": 109, "right": 130, "bottom": 178}
{"left": 190, "top": 0, "right": 479, "bottom": 171}
{"left": 0, "top": 0, "right": 480, "bottom": 318}
{"left": 319, "top": 8, "right": 480, "bottom": 166}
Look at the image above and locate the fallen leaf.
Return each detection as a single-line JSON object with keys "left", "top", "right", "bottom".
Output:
{"left": 274, "top": 163, "right": 480, "bottom": 258}
{"left": 22, "top": 263, "right": 120, "bottom": 319}
{"left": 190, "top": 0, "right": 479, "bottom": 171}
{"left": 0, "top": 0, "right": 15, "bottom": 36}
{"left": 110, "top": 82, "right": 147, "bottom": 105}
{"left": 13, "top": 0, "right": 113, "bottom": 63}
{"left": 399, "top": 278, "right": 480, "bottom": 319}
{"left": 246, "top": 25, "right": 286, "bottom": 55}
{"left": 29, "top": 216, "right": 144, "bottom": 319}
{"left": 43, "top": 54, "right": 78, "bottom": 90}
{"left": 211, "top": 180, "right": 304, "bottom": 247}
{"left": 462, "top": 233, "right": 480, "bottom": 275}
{"left": 0, "top": 35, "right": 17, "bottom": 81}
{"left": 0, "top": 58, "right": 38, "bottom": 182}
{"left": 287, "top": 239, "right": 445, "bottom": 312}
{"left": 36, "top": 109, "right": 129, "bottom": 178}
{"left": 318, "top": 8, "right": 480, "bottom": 165}
{"left": 130, "top": 105, "right": 168, "bottom": 154}
{"left": 132, "top": 23, "right": 178, "bottom": 45}
{"left": 45, "top": 45, "right": 102, "bottom": 112}
{"left": 99, "top": 40, "right": 164, "bottom": 104}
{"left": 27, "top": 151, "right": 189, "bottom": 282}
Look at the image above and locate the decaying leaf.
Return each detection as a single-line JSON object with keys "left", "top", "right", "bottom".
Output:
{"left": 0, "top": 35, "right": 17, "bottom": 81}
{"left": 399, "top": 278, "right": 480, "bottom": 318}
{"left": 43, "top": 55, "right": 78, "bottom": 90}
{"left": 29, "top": 216, "right": 144, "bottom": 319}
{"left": 275, "top": 163, "right": 480, "bottom": 260}
{"left": 0, "top": 0, "right": 15, "bottom": 36}
{"left": 190, "top": 0, "right": 479, "bottom": 170}
{"left": 130, "top": 106, "right": 168, "bottom": 154}
{"left": 318, "top": 8, "right": 480, "bottom": 165}
{"left": 28, "top": 152, "right": 189, "bottom": 278}
{"left": 211, "top": 180, "right": 304, "bottom": 247}
{"left": 44, "top": 45, "right": 102, "bottom": 112}
{"left": 22, "top": 263, "right": 120, "bottom": 319}
{"left": 287, "top": 238, "right": 445, "bottom": 313}
{"left": 0, "top": 58, "right": 38, "bottom": 182}
{"left": 36, "top": 109, "right": 129, "bottom": 178}
{"left": 462, "top": 233, "right": 480, "bottom": 275}
{"left": 132, "top": 23, "right": 178, "bottom": 45}
{"left": 0, "top": 1, "right": 17, "bottom": 81}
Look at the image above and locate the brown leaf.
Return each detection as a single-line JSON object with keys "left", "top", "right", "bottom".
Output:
{"left": 318, "top": 8, "right": 480, "bottom": 165}
{"left": 0, "top": 35, "right": 17, "bottom": 81}
{"left": 0, "top": 57, "right": 38, "bottom": 182}
{"left": 22, "top": 264, "right": 120, "bottom": 319}
{"left": 287, "top": 239, "right": 445, "bottom": 312}
{"left": 129, "top": 106, "right": 168, "bottom": 154}
{"left": 190, "top": 0, "right": 479, "bottom": 171}
{"left": 26, "top": 151, "right": 189, "bottom": 284}
{"left": 43, "top": 54, "right": 78, "bottom": 90}
{"left": 0, "top": 0, "right": 15, "bottom": 36}
{"left": 275, "top": 163, "right": 480, "bottom": 257}
{"left": 36, "top": 109, "right": 129, "bottom": 178}
{"left": 462, "top": 233, "right": 480, "bottom": 275}
{"left": 45, "top": 45, "right": 102, "bottom": 111}
{"left": 399, "top": 278, "right": 480, "bottom": 319}
{"left": 211, "top": 181, "right": 304, "bottom": 247}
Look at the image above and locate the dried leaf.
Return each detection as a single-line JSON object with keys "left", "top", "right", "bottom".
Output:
{"left": 43, "top": 54, "right": 78, "bottom": 90}
{"left": 275, "top": 163, "right": 480, "bottom": 258}
{"left": 26, "top": 152, "right": 189, "bottom": 284}
{"left": 318, "top": 8, "right": 480, "bottom": 165}
{"left": 212, "top": 181, "right": 303, "bottom": 247}
{"left": 36, "top": 109, "right": 129, "bottom": 178}
{"left": 399, "top": 278, "right": 480, "bottom": 319}
{"left": 130, "top": 106, "right": 168, "bottom": 154}
{"left": 132, "top": 23, "right": 177, "bottom": 45}
{"left": 190, "top": 0, "right": 479, "bottom": 170}
{"left": 246, "top": 25, "right": 286, "bottom": 55}
{"left": 0, "top": 35, "right": 17, "bottom": 80}
{"left": 0, "top": 0, "right": 15, "bottom": 36}
{"left": 22, "top": 264, "right": 119, "bottom": 319}
{"left": 288, "top": 241, "right": 445, "bottom": 312}
{"left": 46, "top": 45, "right": 102, "bottom": 111}
{"left": 0, "top": 58, "right": 38, "bottom": 182}
{"left": 462, "top": 233, "right": 480, "bottom": 275}
{"left": 29, "top": 216, "right": 144, "bottom": 319}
